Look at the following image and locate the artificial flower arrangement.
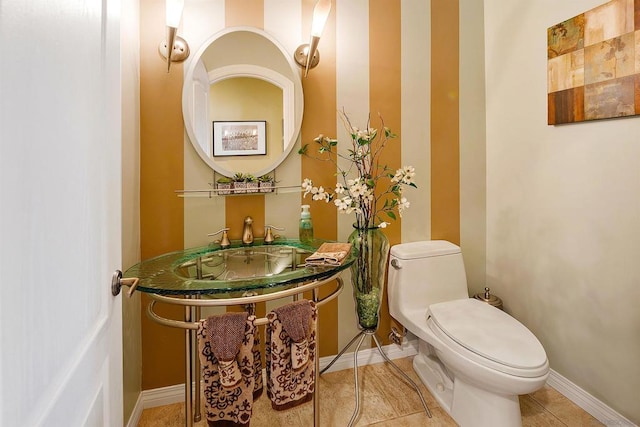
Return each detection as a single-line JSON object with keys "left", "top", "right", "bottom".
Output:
{"left": 299, "top": 111, "right": 416, "bottom": 230}
{"left": 299, "top": 111, "right": 416, "bottom": 329}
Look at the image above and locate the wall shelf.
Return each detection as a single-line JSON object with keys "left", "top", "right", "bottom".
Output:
{"left": 175, "top": 184, "right": 302, "bottom": 198}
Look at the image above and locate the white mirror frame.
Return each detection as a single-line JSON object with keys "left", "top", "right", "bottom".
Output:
{"left": 182, "top": 27, "right": 304, "bottom": 178}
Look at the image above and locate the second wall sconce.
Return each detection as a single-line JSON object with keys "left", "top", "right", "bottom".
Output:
{"left": 158, "top": 0, "right": 190, "bottom": 72}
{"left": 294, "top": 0, "right": 331, "bottom": 77}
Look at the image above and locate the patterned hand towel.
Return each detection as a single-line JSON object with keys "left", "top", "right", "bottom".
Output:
{"left": 305, "top": 242, "right": 352, "bottom": 266}
{"left": 241, "top": 300, "right": 264, "bottom": 399}
{"left": 266, "top": 300, "right": 317, "bottom": 410}
{"left": 197, "top": 312, "right": 259, "bottom": 427}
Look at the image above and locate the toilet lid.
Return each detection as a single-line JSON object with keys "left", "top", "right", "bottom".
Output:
{"left": 428, "top": 299, "right": 547, "bottom": 372}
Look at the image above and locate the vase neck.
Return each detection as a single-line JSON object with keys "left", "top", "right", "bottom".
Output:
{"left": 352, "top": 223, "right": 380, "bottom": 231}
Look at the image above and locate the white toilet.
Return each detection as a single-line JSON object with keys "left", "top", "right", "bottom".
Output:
{"left": 388, "top": 241, "right": 549, "bottom": 427}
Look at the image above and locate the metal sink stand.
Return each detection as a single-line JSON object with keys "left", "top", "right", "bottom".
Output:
{"left": 145, "top": 274, "right": 345, "bottom": 427}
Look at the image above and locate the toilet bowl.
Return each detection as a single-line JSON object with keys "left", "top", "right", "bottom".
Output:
{"left": 388, "top": 241, "right": 549, "bottom": 427}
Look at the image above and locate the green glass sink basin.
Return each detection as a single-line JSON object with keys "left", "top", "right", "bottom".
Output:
{"left": 123, "top": 239, "right": 355, "bottom": 296}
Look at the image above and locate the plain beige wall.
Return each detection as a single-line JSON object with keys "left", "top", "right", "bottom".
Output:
{"left": 485, "top": 0, "right": 640, "bottom": 422}
{"left": 459, "top": 0, "right": 487, "bottom": 296}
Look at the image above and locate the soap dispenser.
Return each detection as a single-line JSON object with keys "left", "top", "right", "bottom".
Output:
{"left": 299, "top": 205, "right": 314, "bottom": 243}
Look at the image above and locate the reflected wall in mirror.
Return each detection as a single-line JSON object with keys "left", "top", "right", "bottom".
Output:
{"left": 183, "top": 27, "right": 303, "bottom": 178}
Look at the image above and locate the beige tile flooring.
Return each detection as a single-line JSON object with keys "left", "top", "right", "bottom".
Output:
{"left": 137, "top": 357, "right": 602, "bottom": 426}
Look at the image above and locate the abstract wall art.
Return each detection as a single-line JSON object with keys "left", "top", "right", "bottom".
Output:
{"left": 547, "top": 0, "right": 640, "bottom": 124}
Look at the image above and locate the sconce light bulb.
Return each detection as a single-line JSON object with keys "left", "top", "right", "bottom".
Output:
{"left": 310, "top": 0, "right": 331, "bottom": 37}
{"left": 166, "top": 0, "right": 185, "bottom": 28}
{"left": 293, "top": 0, "right": 330, "bottom": 77}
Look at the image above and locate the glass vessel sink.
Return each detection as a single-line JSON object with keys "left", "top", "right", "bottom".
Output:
{"left": 123, "top": 239, "right": 355, "bottom": 296}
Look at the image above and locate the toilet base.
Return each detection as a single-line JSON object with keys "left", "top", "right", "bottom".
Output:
{"left": 413, "top": 346, "right": 523, "bottom": 427}
{"left": 413, "top": 350, "right": 454, "bottom": 412}
{"left": 450, "top": 377, "right": 522, "bottom": 427}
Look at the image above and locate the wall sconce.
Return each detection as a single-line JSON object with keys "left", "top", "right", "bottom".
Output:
{"left": 158, "top": 0, "right": 190, "bottom": 72}
{"left": 294, "top": 0, "right": 331, "bottom": 77}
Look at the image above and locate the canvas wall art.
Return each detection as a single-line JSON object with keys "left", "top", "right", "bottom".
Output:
{"left": 547, "top": 0, "right": 640, "bottom": 124}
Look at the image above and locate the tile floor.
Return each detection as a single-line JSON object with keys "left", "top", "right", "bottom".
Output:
{"left": 137, "top": 357, "right": 602, "bottom": 426}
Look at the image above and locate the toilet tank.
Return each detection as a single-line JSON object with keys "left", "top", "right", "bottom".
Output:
{"left": 388, "top": 241, "right": 469, "bottom": 317}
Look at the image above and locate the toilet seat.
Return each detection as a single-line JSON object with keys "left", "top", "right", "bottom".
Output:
{"left": 427, "top": 299, "right": 548, "bottom": 378}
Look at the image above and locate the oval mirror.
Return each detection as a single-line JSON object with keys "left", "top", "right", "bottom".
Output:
{"left": 182, "top": 27, "right": 304, "bottom": 178}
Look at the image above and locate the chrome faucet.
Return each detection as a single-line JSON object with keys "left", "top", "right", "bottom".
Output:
{"left": 242, "top": 216, "right": 254, "bottom": 245}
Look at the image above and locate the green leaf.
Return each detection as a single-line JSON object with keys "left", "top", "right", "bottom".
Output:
{"left": 409, "top": 182, "right": 418, "bottom": 188}
{"left": 298, "top": 144, "right": 308, "bottom": 155}
{"left": 387, "top": 211, "right": 397, "bottom": 220}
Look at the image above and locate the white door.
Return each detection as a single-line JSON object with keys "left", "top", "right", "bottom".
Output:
{"left": 0, "top": 0, "right": 123, "bottom": 426}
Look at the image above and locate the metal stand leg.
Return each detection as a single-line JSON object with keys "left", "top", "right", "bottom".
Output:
{"left": 313, "top": 288, "right": 320, "bottom": 427}
{"left": 322, "top": 329, "right": 432, "bottom": 426}
{"left": 347, "top": 333, "right": 368, "bottom": 427}
{"left": 193, "top": 304, "right": 201, "bottom": 422}
{"left": 371, "top": 334, "right": 431, "bottom": 418}
{"left": 320, "top": 331, "right": 365, "bottom": 375}
{"left": 184, "top": 304, "right": 193, "bottom": 427}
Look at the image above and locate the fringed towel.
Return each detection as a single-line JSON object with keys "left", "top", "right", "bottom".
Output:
{"left": 305, "top": 242, "right": 352, "bottom": 266}
{"left": 266, "top": 300, "right": 317, "bottom": 410}
{"left": 197, "top": 312, "right": 262, "bottom": 427}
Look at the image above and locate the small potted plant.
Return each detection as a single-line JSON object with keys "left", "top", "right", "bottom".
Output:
{"left": 258, "top": 174, "right": 275, "bottom": 193}
{"left": 216, "top": 176, "right": 233, "bottom": 195}
{"left": 232, "top": 172, "right": 247, "bottom": 194}
{"left": 245, "top": 174, "right": 259, "bottom": 193}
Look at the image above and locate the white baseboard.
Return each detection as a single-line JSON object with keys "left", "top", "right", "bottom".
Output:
{"left": 127, "top": 341, "right": 636, "bottom": 427}
{"left": 125, "top": 392, "right": 143, "bottom": 427}
{"left": 125, "top": 382, "right": 191, "bottom": 426}
{"left": 318, "top": 336, "right": 419, "bottom": 373}
{"left": 547, "top": 370, "right": 637, "bottom": 427}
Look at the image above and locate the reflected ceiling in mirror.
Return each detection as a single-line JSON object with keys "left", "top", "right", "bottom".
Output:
{"left": 182, "top": 27, "right": 303, "bottom": 178}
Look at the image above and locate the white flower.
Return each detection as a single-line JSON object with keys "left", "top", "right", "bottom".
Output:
{"left": 334, "top": 196, "right": 352, "bottom": 212}
{"left": 378, "top": 221, "right": 389, "bottom": 228}
{"left": 312, "top": 186, "right": 330, "bottom": 202}
{"left": 391, "top": 165, "right": 416, "bottom": 184}
{"left": 335, "top": 183, "right": 345, "bottom": 194}
{"left": 302, "top": 178, "right": 314, "bottom": 197}
{"left": 397, "top": 197, "right": 410, "bottom": 216}
{"left": 401, "top": 166, "right": 416, "bottom": 184}
{"left": 350, "top": 181, "right": 370, "bottom": 198}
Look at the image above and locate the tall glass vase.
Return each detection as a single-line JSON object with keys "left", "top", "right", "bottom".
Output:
{"left": 348, "top": 225, "right": 390, "bottom": 331}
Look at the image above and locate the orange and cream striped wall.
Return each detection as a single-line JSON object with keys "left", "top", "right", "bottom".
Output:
{"left": 139, "top": 0, "right": 486, "bottom": 391}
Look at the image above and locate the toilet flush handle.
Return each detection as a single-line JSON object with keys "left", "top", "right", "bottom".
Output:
{"left": 390, "top": 258, "right": 402, "bottom": 269}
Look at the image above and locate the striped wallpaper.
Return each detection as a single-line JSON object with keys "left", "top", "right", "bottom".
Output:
{"left": 140, "top": 0, "right": 459, "bottom": 390}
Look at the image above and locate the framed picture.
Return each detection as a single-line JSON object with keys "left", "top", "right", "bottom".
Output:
{"left": 547, "top": 0, "right": 640, "bottom": 124}
{"left": 213, "top": 121, "right": 267, "bottom": 156}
